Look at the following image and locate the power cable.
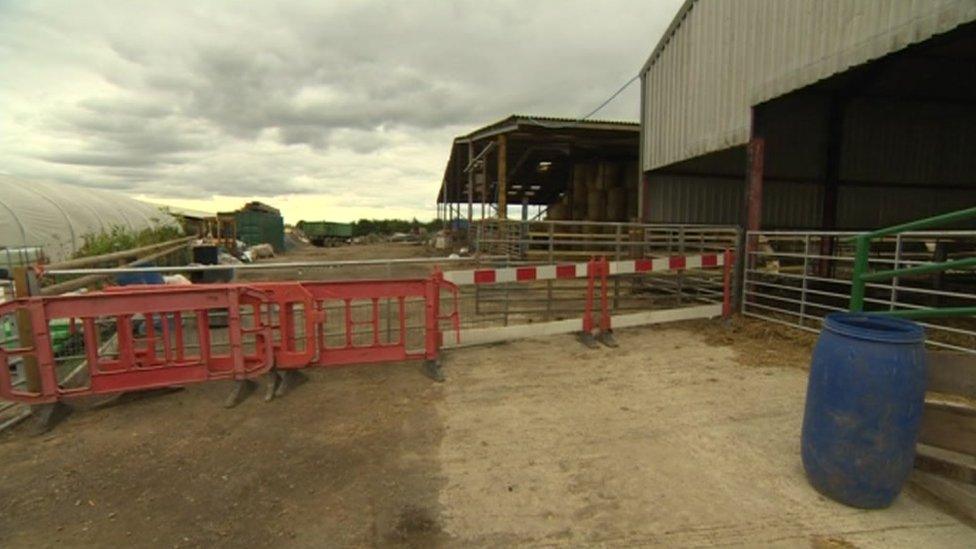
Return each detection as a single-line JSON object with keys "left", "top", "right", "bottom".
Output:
{"left": 524, "top": 73, "right": 641, "bottom": 129}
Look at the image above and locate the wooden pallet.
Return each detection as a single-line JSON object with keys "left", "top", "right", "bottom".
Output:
{"left": 913, "top": 350, "right": 976, "bottom": 522}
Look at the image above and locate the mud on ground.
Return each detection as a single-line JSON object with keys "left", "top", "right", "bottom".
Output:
{"left": 684, "top": 315, "right": 819, "bottom": 369}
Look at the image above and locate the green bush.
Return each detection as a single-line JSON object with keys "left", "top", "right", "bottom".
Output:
{"left": 73, "top": 223, "right": 184, "bottom": 259}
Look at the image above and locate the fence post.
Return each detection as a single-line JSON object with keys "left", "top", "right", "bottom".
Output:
{"left": 849, "top": 235, "right": 870, "bottom": 312}
{"left": 722, "top": 250, "right": 733, "bottom": 319}
{"left": 799, "top": 234, "right": 811, "bottom": 326}
{"left": 733, "top": 227, "right": 746, "bottom": 313}
{"left": 599, "top": 257, "right": 611, "bottom": 335}
{"left": 613, "top": 225, "right": 622, "bottom": 311}
{"left": 582, "top": 258, "right": 595, "bottom": 335}
{"left": 385, "top": 263, "right": 392, "bottom": 342}
{"left": 676, "top": 226, "right": 685, "bottom": 304}
{"left": 12, "top": 267, "right": 41, "bottom": 394}
{"left": 546, "top": 223, "right": 554, "bottom": 321}
{"left": 889, "top": 234, "right": 902, "bottom": 311}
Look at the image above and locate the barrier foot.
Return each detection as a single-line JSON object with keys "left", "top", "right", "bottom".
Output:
{"left": 264, "top": 370, "right": 282, "bottom": 402}
{"left": 423, "top": 359, "right": 445, "bottom": 382}
{"left": 274, "top": 370, "right": 309, "bottom": 398}
{"left": 576, "top": 331, "right": 600, "bottom": 349}
{"left": 224, "top": 379, "right": 258, "bottom": 408}
{"left": 29, "top": 402, "right": 72, "bottom": 435}
{"left": 597, "top": 330, "right": 619, "bottom": 348}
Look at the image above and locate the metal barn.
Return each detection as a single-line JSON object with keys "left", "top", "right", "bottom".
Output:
{"left": 635, "top": 0, "right": 976, "bottom": 351}
{"left": 638, "top": 0, "right": 976, "bottom": 231}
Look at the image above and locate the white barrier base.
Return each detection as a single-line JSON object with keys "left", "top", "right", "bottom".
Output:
{"left": 444, "top": 303, "right": 723, "bottom": 349}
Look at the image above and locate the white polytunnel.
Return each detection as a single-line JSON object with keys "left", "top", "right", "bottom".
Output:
{"left": 0, "top": 175, "right": 179, "bottom": 265}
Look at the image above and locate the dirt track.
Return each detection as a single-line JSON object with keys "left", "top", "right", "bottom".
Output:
{"left": 1, "top": 243, "right": 973, "bottom": 547}
{"left": 237, "top": 241, "right": 441, "bottom": 282}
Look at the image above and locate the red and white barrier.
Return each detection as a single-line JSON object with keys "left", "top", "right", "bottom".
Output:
{"left": 443, "top": 253, "right": 727, "bottom": 286}
{"left": 442, "top": 251, "right": 735, "bottom": 349}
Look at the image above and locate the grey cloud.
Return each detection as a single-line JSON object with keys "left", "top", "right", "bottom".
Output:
{"left": 0, "top": 0, "right": 683, "bottom": 205}
{"left": 40, "top": 152, "right": 176, "bottom": 168}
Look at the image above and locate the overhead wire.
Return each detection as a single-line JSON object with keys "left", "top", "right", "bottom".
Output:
{"left": 523, "top": 73, "right": 641, "bottom": 129}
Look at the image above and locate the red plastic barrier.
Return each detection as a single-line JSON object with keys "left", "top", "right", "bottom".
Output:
{"left": 0, "top": 285, "right": 273, "bottom": 404}
{"left": 0, "top": 273, "right": 459, "bottom": 405}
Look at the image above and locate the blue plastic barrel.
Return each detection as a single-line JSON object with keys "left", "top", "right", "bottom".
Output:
{"left": 801, "top": 313, "right": 926, "bottom": 509}
{"left": 115, "top": 266, "right": 164, "bottom": 286}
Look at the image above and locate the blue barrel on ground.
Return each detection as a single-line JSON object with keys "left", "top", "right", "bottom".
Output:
{"left": 115, "top": 265, "right": 164, "bottom": 286}
{"left": 801, "top": 313, "right": 926, "bottom": 509}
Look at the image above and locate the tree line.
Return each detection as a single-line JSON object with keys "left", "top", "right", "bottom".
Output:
{"left": 350, "top": 218, "right": 444, "bottom": 237}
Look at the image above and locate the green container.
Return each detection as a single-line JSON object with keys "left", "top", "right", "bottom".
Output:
{"left": 297, "top": 220, "right": 353, "bottom": 246}
{"left": 235, "top": 210, "right": 285, "bottom": 252}
{"left": 2, "top": 318, "right": 71, "bottom": 353}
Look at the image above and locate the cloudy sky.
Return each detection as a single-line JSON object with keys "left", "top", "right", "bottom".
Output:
{"left": 0, "top": 0, "right": 682, "bottom": 223}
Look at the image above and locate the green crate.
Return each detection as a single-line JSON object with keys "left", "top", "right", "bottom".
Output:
{"left": 235, "top": 210, "right": 285, "bottom": 252}
{"left": 298, "top": 221, "right": 353, "bottom": 240}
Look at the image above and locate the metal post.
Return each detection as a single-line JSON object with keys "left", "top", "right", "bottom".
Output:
{"left": 480, "top": 160, "right": 487, "bottom": 221}
{"left": 386, "top": 263, "right": 392, "bottom": 342}
{"left": 849, "top": 235, "right": 870, "bottom": 312}
{"left": 467, "top": 142, "right": 474, "bottom": 226}
{"left": 889, "top": 234, "right": 902, "bottom": 311}
{"left": 745, "top": 135, "right": 765, "bottom": 248}
{"left": 546, "top": 223, "right": 554, "bottom": 321}
{"left": 613, "top": 224, "right": 622, "bottom": 312}
{"left": 497, "top": 135, "right": 507, "bottom": 219}
{"left": 799, "top": 234, "right": 811, "bottom": 326}
{"left": 676, "top": 226, "right": 685, "bottom": 304}
{"left": 502, "top": 254, "right": 510, "bottom": 327}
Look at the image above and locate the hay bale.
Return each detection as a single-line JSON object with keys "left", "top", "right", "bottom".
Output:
{"left": 622, "top": 161, "right": 640, "bottom": 221}
{"left": 547, "top": 201, "right": 567, "bottom": 221}
{"left": 587, "top": 188, "right": 606, "bottom": 222}
{"left": 598, "top": 161, "right": 622, "bottom": 190}
{"left": 571, "top": 163, "right": 595, "bottom": 220}
{"left": 627, "top": 186, "right": 639, "bottom": 220}
{"left": 607, "top": 186, "right": 627, "bottom": 221}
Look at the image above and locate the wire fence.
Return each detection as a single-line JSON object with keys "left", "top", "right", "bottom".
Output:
{"left": 473, "top": 218, "right": 739, "bottom": 260}
{"left": 743, "top": 230, "right": 976, "bottom": 354}
{"left": 465, "top": 221, "right": 741, "bottom": 328}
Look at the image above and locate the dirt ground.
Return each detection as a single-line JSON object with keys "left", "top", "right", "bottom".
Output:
{"left": 1, "top": 244, "right": 974, "bottom": 547}
{"left": 237, "top": 241, "right": 447, "bottom": 282}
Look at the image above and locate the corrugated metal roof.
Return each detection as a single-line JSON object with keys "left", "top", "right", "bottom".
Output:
{"left": 437, "top": 114, "right": 640, "bottom": 204}
{"left": 640, "top": 0, "right": 976, "bottom": 171}
{"left": 153, "top": 205, "right": 216, "bottom": 220}
{"left": 464, "top": 114, "right": 638, "bottom": 142}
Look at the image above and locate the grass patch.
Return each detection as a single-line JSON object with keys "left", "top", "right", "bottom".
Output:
{"left": 73, "top": 222, "right": 183, "bottom": 259}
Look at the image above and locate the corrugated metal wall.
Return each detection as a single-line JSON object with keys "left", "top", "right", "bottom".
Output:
{"left": 843, "top": 98, "right": 976, "bottom": 187}
{"left": 645, "top": 90, "right": 976, "bottom": 229}
{"left": 641, "top": 0, "right": 976, "bottom": 171}
{"left": 647, "top": 172, "right": 976, "bottom": 229}
{"left": 836, "top": 186, "right": 976, "bottom": 229}
{"left": 646, "top": 174, "right": 824, "bottom": 228}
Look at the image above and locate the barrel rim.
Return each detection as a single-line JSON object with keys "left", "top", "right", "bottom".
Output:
{"left": 823, "top": 312, "right": 924, "bottom": 344}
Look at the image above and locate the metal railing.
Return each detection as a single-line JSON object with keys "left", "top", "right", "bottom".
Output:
{"left": 473, "top": 219, "right": 740, "bottom": 261}
{"left": 850, "top": 206, "right": 976, "bottom": 318}
{"left": 467, "top": 220, "right": 741, "bottom": 328}
{"left": 743, "top": 229, "right": 976, "bottom": 354}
